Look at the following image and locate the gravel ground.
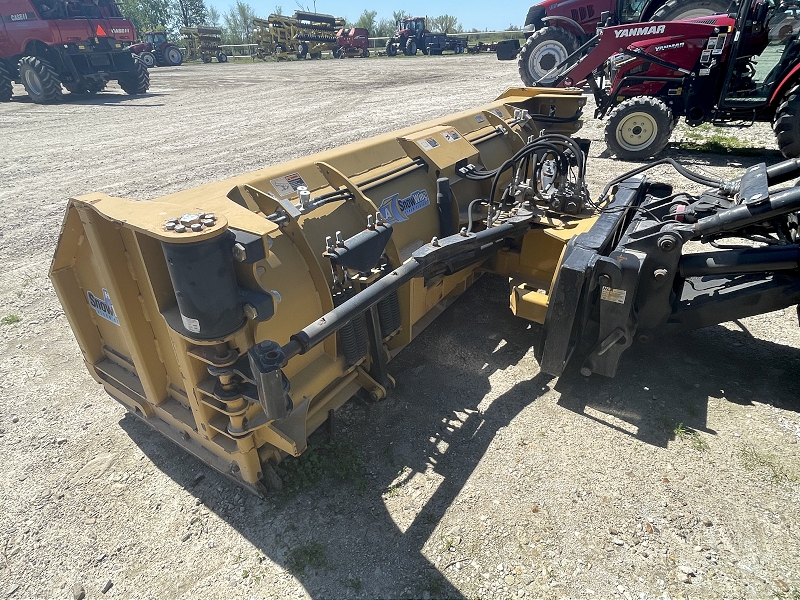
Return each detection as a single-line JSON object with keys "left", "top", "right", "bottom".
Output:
{"left": 1, "top": 54, "right": 799, "bottom": 600}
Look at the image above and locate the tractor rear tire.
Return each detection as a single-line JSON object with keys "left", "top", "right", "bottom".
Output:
{"left": 405, "top": 39, "right": 417, "bottom": 56}
{"left": 139, "top": 51, "right": 156, "bottom": 68}
{"left": 386, "top": 40, "right": 397, "bottom": 56}
{"left": 518, "top": 27, "right": 578, "bottom": 87}
{"left": 605, "top": 96, "right": 674, "bottom": 160}
{"left": 774, "top": 85, "right": 800, "bottom": 157}
{"left": 118, "top": 56, "right": 150, "bottom": 95}
{"left": 651, "top": 0, "right": 732, "bottom": 21}
{"left": 18, "top": 56, "right": 62, "bottom": 104}
{"left": 0, "top": 62, "right": 12, "bottom": 102}
{"left": 164, "top": 45, "right": 183, "bottom": 66}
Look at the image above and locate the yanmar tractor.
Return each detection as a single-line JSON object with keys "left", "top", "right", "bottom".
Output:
{"left": 128, "top": 31, "right": 183, "bottom": 68}
{"left": 0, "top": 0, "right": 149, "bottom": 103}
{"left": 546, "top": 0, "right": 800, "bottom": 159}
{"left": 385, "top": 17, "right": 468, "bottom": 56}
{"left": 514, "top": 0, "right": 733, "bottom": 85}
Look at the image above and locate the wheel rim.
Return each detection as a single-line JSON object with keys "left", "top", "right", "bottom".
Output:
{"left": 143, "top": 54, "right": 154, "bottom": 67}
{"left": 23, "top": 69, "right": 43, "bottom": 96}
{"left": 528, "top": 41, "right": 569, "bottom": 83}
{"left": 615, "top": 111, "right": 658, "bottom": 152}
{"left": 166, "top": 48, "right": 181, "bottom": 63}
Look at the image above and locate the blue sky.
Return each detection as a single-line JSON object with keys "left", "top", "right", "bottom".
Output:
{"left": 211, "top": 0, "right": 530, "bottom": 32}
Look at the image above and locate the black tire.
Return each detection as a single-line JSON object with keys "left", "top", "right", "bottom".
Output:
{"left": 386, "top": 40, "right": 397, "bottom": 56}
{"left": 361, "top": 47, "right": 369, "bottom": 58}
{"left": 517, "top": 27, "right": 579, "bottom": 86}
{"left": 311, "top": 52, "right": 322, "bottom": 59}
{"left": 455, "top": 45, "right": 464, "bottom": 54}
{"left": 297, "top": 42, "right": 308, "bottom": 58}
{"left": 421, "top": 44, "right": 429, "bottom": 55}
{"left": 217, "top": 52, "right": 228, "bottom": 63}
{"left": 201, "top": 52, "right": 212, "bottom": 63}
{"left": 651, "top": 0, "right": 732, "bottom": 21}
{"left": 274, "top": 43, "right": 286, "bottom": 57}
{"left": 117, "top": 56, "right": 150, "bottom": 95}
{"left": 774, "top": 85, "right": 800, "bottom": 157}
{"left": 163, "top": 45, "right": 183, "bottom": 66}
{"left": 605, "top": 96, "right": 674, "bottom": 160}
{"left": 0, "top": 62, "right": 12, "bottom": 102}
{"left": 18, "top": 56, "right": 62, "bottom": 104}
{"left": 405, "top": 39, "right": 417, "bottom": 56}
{"left": 332, "top": 47, "right": 342, "bottom": 59}
{"left": 139, "top": 51, "right": 156, "bottom": 68}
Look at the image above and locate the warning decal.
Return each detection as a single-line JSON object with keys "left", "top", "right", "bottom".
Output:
{"left": 270, "top": 172, "right": 307, "bottom": 197}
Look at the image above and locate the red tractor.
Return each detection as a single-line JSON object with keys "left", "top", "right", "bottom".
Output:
{"left": 514, "top": 0, "right": 733, "bottom": 85}
{"left": 128, "top": 31, "right": 183, "bottom": 68}
{"left": 333, "top": 27, "right": 370, "bottom": 58}
{"left": 386, "top": 16, "right": 428, "bottom": 56}
{"left": 548, "top": 0, "right": 800, "bottom": 159}
{"left": 0, "top": 0, "right": 148, "bottom": 103}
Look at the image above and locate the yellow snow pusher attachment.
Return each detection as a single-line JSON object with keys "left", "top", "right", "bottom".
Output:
{"left": 50, "top": 86, "right": 800, "bottom": 495}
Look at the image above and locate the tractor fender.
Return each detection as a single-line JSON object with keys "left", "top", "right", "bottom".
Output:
{"left": 640, "top": 0, "right": 669, "bottom": 21}
{"left": 771, "top": 64, "right": 800, "bottom": 105}
{"left": 541, "top": 16, "right": 589, "bottom": 44}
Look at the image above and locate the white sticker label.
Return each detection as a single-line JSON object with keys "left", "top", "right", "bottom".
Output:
{"left": 442, "top": 129, "right": 461, "bottom": 143}
{"left": 475, "top": 114, "right": 485, "bottom": 123}
{"left": 491, "top": 109, "right": 504, "bottom": 117}
{"left": 600, "top": 286, "right": 627, "bottom": 304}
{"left": 417, "top": 136, "right": 440, "bottom": 151}
{"left": 270, "top": 172, "right": 307, "bottom": 197}
{"left": 87, "top": 288, "right": 120, "bottom": 325}
{"left": 181, "top": 313, "right": 201, "bottom": 333}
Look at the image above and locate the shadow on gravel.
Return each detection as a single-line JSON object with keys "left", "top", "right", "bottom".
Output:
{"left": 119, "top": 273, "right": 800, "bottom": 599}
{"left": 596, "top": 146, "right": 783, "bottom": 163}
{"left": 9, "top": 93, "right": 166, "bottom": 106}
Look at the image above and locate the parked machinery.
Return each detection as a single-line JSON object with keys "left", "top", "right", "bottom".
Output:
{"left": 0, "top": 0, "right": 148, "bottom": 103}
{"left": 385, "top": 17, "right": 468, "bottom": 56}
{"left": 128, "top": 31, "right": 183, "bottom": 68}
{"left": 541, "top": 0, "right": 800, "bottom": 160}
{"left": 180, "top": 26, "right": 226, "bottom": 63}
{"left": 333, "top": 28, "right": 370, "bottom": 58}
{"left": 252, "top": 11, "right": 346, "bottom": 60}
{"left": 506, "top": 0, "right": 732, "bottom": 84}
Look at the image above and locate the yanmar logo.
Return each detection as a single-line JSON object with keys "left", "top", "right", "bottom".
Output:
{"left": 655, "top": 41, "right": 685, "bottom": 51}
{"left": 614, "top": 24, "right": 666, "bottom": 38}
{"left": 111, "top": 28, "right": 130, "bottom": 34}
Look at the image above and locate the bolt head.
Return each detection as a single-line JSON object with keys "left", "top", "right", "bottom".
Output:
{"left": 179, "top": 213, "right": 201, "bottom": 226}
{"left": 174, "top": 224, "right": 187, "bottom": 233}
{"left": 658, "top": 236, "right": 676, "bottom": 252}
{"left": 598, "top": 274, "right": 612, "bottom": 287}
{"left": 191, "top": 223, "right": 203, "bottom": 232}
{"left": 233, "top": 242, "right": 247, "bottom": 262}
{"left": 653, "top": 268, "right": 668, "bottom": 282}
{"left": 580, "top": 366, "right": 592, "bottom": 377}
{"left": 243, "top": 303, "right": 258, "bottom": 320}
{"left": 165, "top": 221, "right": 177, "bottom": 230}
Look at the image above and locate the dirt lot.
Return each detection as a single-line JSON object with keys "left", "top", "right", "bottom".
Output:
{"left": 1, "top": 54, "right": 799, "bottom": 600}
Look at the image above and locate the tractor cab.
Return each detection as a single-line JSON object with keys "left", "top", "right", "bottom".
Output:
{"left": 397, "top": 17, "right": 425, "bottom": 35}
{"left": 718, "top": 0, "right": 800, "bottom": 108}
{"left": 144, "top": 31, "right": 168, "bottom": 46}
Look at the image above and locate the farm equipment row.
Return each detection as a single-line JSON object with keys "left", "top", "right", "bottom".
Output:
{"left": 385, "top": 17, "right": 468, "bottom": 56}
{"left": 51, "top": 84, "right": 800, "bottom": 496}
{"left": 252, "top": 12, "right": 368, "bottom": 60}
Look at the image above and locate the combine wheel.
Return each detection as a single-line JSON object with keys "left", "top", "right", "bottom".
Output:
{"left": 517, "top": 26, "right": 578, "bottom": 86}
{"left": 217, "top": 52, "right": 228, "bottom": 62}
{"left": 164, "top": 46, "right": 183, "bottom": 66}
{"left": 117, "top": 56, "right": 150, "bottom": 95}
{"left": 651, "top": 0, "right": 732, "bottom": 21}
{"left": 386, "top": 40, "right": 397, "bottom": 56}
{"left": 605, "top": 96, "right": 673, "bottom": 160}
{"left": 18, "top": 56, "right": 62, "bottom": 104}
{"left": 774, "top": 85, "right": 800, "bottom": 157}
{"left": 0, "top": 62, "right": 12, "bottom": 102}
{"left": 139, "top": 51, "right": 156, "bottom": 68}
{"left": 405, "top": 39, "right": 417, "bottom": 55}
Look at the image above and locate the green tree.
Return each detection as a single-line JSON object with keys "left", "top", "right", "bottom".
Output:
{"left": 206, "top": 5, "right": 219, "bottom": 25}
{"left": 274, "top": 5, "right": 283, "bottom": 14}
{"left": 374, "top": 18, "right": 395, "bottom": 37}
{"left": 505, "top": 23, "right": 521, "bottom": 31}
{"left": 174, "top": 0, "right": 207, "bottom": 27}
{"left": 429, "top": 14, "right": 460, "bottom": 34}
{"left": 118, "top": 0, "right": 175, "bottom": 36}
{"left": 221, "top": 0, "right": 255, "bottom": 44}
{"left": 354, "top": 9, "right": 377, "bottom": 33}
{"left": 392, "top": 9, "right": 410, "bottom": 22}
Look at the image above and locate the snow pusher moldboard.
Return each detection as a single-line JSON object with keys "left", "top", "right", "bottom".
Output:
{"left": 50, "top": 87, "right": 800, "bottom": 495}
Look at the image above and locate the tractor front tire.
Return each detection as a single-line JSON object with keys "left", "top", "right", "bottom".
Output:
{"left": 164, "top": 45, "right": 183, "bottom": 66}
{"left": 774, "top": 85, "right": 800, "bottom": 157}
{"left": 0, "top": 62, "right": 12, "bottom": 102}
{"left": 517, "top": 27, "right": 578, "bottom": 87}
{"left": 139, "top": 51, "right": 156, "bottom": 68}
{"left": 118, "top": 57, "right": 150, "bottom": 95}
{"left": 405, "top": 39, "right": 417, "bottom": 56}
{"left": 18, "top": 56, "right": 62, "bottom": 104}
{"left": 651, "top": 0, "right": 732, "bottom": 21}
{"left": 605, "top": 96, "right": 674, "bottom": 160}
{"left": 386, "top": 40, "right": 397, "bottom": 56}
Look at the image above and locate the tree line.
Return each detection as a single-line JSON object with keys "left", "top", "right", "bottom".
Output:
{"left": 116, "top": 0, "right": 500, "bottom": 45}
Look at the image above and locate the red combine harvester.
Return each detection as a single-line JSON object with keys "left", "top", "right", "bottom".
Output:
{"left": 513, "top": 0, "right": 732, "bottom": 84}
{"left": 544, "top": 0, "right": 800, "bottom": 159}
{"left": 333, "top": 27, "right": 369, "bottom": 58}
{"left": 0, "top": 0, "right": 148, "bottom": 102}
{"left": 128, "top": 31, "right": 183, "bottom": 67}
